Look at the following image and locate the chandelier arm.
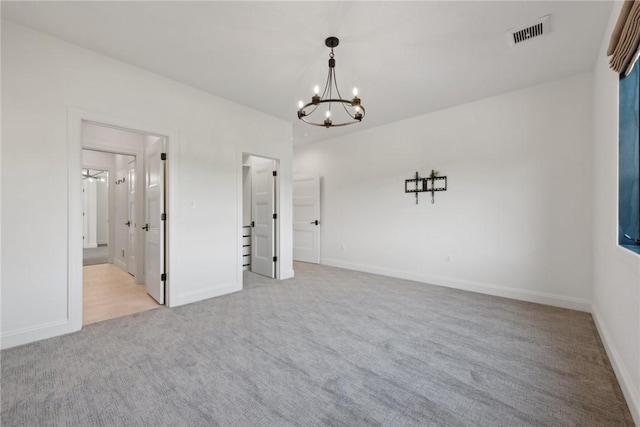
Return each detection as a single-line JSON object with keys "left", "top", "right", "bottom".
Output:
{"left": 328, "top": 68, "right": 334, "bottom": 113}
{"left": 321, "top": 68, "right": 331, "bottom": 100}
{"left": 306, "top": 103, "right": 320, "bottom": 116}
{"left": 331, "top": 69, "right": 356, "bottom": 119}
{"left": 332, "top": 68, "right": 345, "bottom": 101}
{"left": 340, "top": 100, "right": 356, "bottom": 119}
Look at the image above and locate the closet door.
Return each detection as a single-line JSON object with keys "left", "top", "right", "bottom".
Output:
{"left": 251, "top": 157, "right": 275, "bottom": 278}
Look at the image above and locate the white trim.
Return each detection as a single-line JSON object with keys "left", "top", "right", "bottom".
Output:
{"left": 112, "top": 258, "right": 127, "bottom": 272}
{"left": 175, "top": 284, "right": 242, "bottom": 307}
{"left": 1, "top": 319, "right": 71, "bottom": 350}
{"left": 592, "top": 305, "right": 640, "bottom": 425}
{"left": 615, "top": 243, "right": 640, "bottom": 263}
{"left": 280, "top": 269, "right": 295, "bottom": 280}
{"left": 322, "top": 258, "right": 592, "bottom": 312}
{"left": 68, "top": 109, "right": 84, "bottom": 333}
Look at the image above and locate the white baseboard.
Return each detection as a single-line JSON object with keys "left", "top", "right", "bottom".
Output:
{"left": 173, "top": 283, "right": 241, "bottom": 307}
{"left": 592, "top": 305, "right": 640, "bottom": 425}
{"left": 112, "top": 258, "right": 127, "bottom": 272}
{"left": 280, "top": 269, "right": 295, "bottom": 280}
{"left": 1, "top": 318, "right": 76, "bottom": 350}
{"left": 321, "top": 258, "right": 591, "bottom": 312}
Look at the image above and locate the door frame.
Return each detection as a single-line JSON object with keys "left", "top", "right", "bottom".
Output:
{"left": 238, "top": 152, "right": 281, "bottom": 284}
{"left": 68, "top": 107, "right": 177, "bottom": 332}
{"left": 127, "top": 158, "right": 137, "bottom": 276}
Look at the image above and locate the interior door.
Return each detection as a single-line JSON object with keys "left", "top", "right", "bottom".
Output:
{"left": 293, "top": 174, "right": 320, "bottom": 263}
{"left": 83, "top": 177, "right": 98, "bottom": 249}
{"left": 144, "top": 138, "right": 165, "bottom": 304}
{"left": 251, "top": 157, "right": 275, "bottom": 278}
{"left": 83, "top": 179, "right": 89, "bottom": 249}
{"left": 127, "top": 159, "right": 137, "bottom": 276}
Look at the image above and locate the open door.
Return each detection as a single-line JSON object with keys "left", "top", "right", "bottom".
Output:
{"left": 251, "top": 157, "right": 276, "bottom": 278}
{"left": 127, "top": 159, "right": 137, "bottom": 276}
{"left": 83, "top": 177, "right": 97, "bottom": 249}
{"left": 144, "top": 137, "right": 165, "bottom": 304}
{"left": 293, "top": 174, "right": 320, "bottom": 263}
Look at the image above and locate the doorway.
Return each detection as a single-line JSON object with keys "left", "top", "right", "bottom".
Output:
{"left": 80, "top": 122, "right": 168, "bottom": 324}
{"left": 242, "top": 154, "right": 279, "bottom": 279}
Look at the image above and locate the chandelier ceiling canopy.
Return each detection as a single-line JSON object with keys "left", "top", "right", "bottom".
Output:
{"left": 297, "top": 36, "right": 365, "bottom": 128}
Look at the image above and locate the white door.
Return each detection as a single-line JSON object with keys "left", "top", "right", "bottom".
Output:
{"left": 127, "top": 159, "right": 137, "bottom": 277}
{"left": 293, "top": 174, "right": 320, "bottom": 263}
{"left": 144, "top": 138, "right": 165, "bottom": 304}
{"left": 83, "top": 178, "right": 98, "bottom": 249}
{"left": 83, "top": 179, "right": 89, "bottom": 249}
{"left": 251, "top": 157, "right": 276, "bottom": 278}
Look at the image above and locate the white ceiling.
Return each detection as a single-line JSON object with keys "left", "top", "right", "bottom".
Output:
{"left": 2, "top": 1, "right": 612, "bottom": 144}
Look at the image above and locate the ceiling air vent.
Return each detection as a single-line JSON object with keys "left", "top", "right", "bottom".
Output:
{"left": 508, "top": 15, "right": 550, "bottom": 46}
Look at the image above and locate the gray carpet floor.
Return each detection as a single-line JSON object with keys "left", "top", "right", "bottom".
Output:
{"left": 83, "top": 244, "right": 108, "bottom": 266}
{"left": 1, "top": 262, "right": 633, "bottom": 426}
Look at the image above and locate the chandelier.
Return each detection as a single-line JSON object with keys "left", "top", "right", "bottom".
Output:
{"left": 297, "top": 36, "right": 365, "bottom": 128}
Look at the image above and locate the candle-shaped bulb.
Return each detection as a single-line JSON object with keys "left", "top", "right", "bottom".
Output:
{"left": 353, "top": 87, "right": 358, "bottom": 96}
{"left": 314, "top": 85, "right": 320, "bottom": 95}
{"left": 298, "top": 100, "right": 304, "bottom": 109}
{"left": 355, "top": 106, "right": 361, "bottom": 112}
{"left": 325, "top": 110, "right": 331, "bottom": 118}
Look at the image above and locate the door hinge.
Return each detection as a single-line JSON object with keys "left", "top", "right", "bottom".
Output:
{"left": 272, "top": 256, "right": 278, "bottom": 262}
{"left": 161, "top": 273, "right": 167, "bottom": 281}
{"left": 161, "top": 153, "right": 167, "bottom": 161}
{"left": 272, "top": 213, "right": 277, "bottom": 220}
{"left": 161, "top": 213, "right": 167, "bottom": 221}
{"left": 273, "top": 170, "right": 277, "bottom": 177}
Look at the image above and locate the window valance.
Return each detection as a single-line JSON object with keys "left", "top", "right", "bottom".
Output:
{"left": 608, "top": 0, "right": 640, "bottom": 75}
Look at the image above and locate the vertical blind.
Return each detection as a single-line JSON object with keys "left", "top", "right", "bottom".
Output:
{"left": 609, "top": 0, "right": 640, "bottom": 75}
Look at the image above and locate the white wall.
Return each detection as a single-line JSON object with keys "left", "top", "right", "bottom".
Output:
{"left": 592, "top": 2, "right": 640, "bottom": 423}
{"left": 294, "top": 73, "right": 593, "bottom": 311}
{"left": 1, "top": 21, "right": 293, "bottom": 348}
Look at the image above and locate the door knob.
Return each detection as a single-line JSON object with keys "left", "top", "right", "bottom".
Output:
{"left": 125, "top": 221, "right": 131, "bottom": 227}
{"left": 310, "top": 220, "right": 319, "bottom": 225}
{"left": 251, "top": 221, "right": 255, "bottom": 227}
{"left": 142, "top": 223, "right": 149, "bottom": 231}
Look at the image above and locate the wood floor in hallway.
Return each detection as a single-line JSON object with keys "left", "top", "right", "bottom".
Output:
{"left": 83, "top": 263, "right": 160, "bottom": 325}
